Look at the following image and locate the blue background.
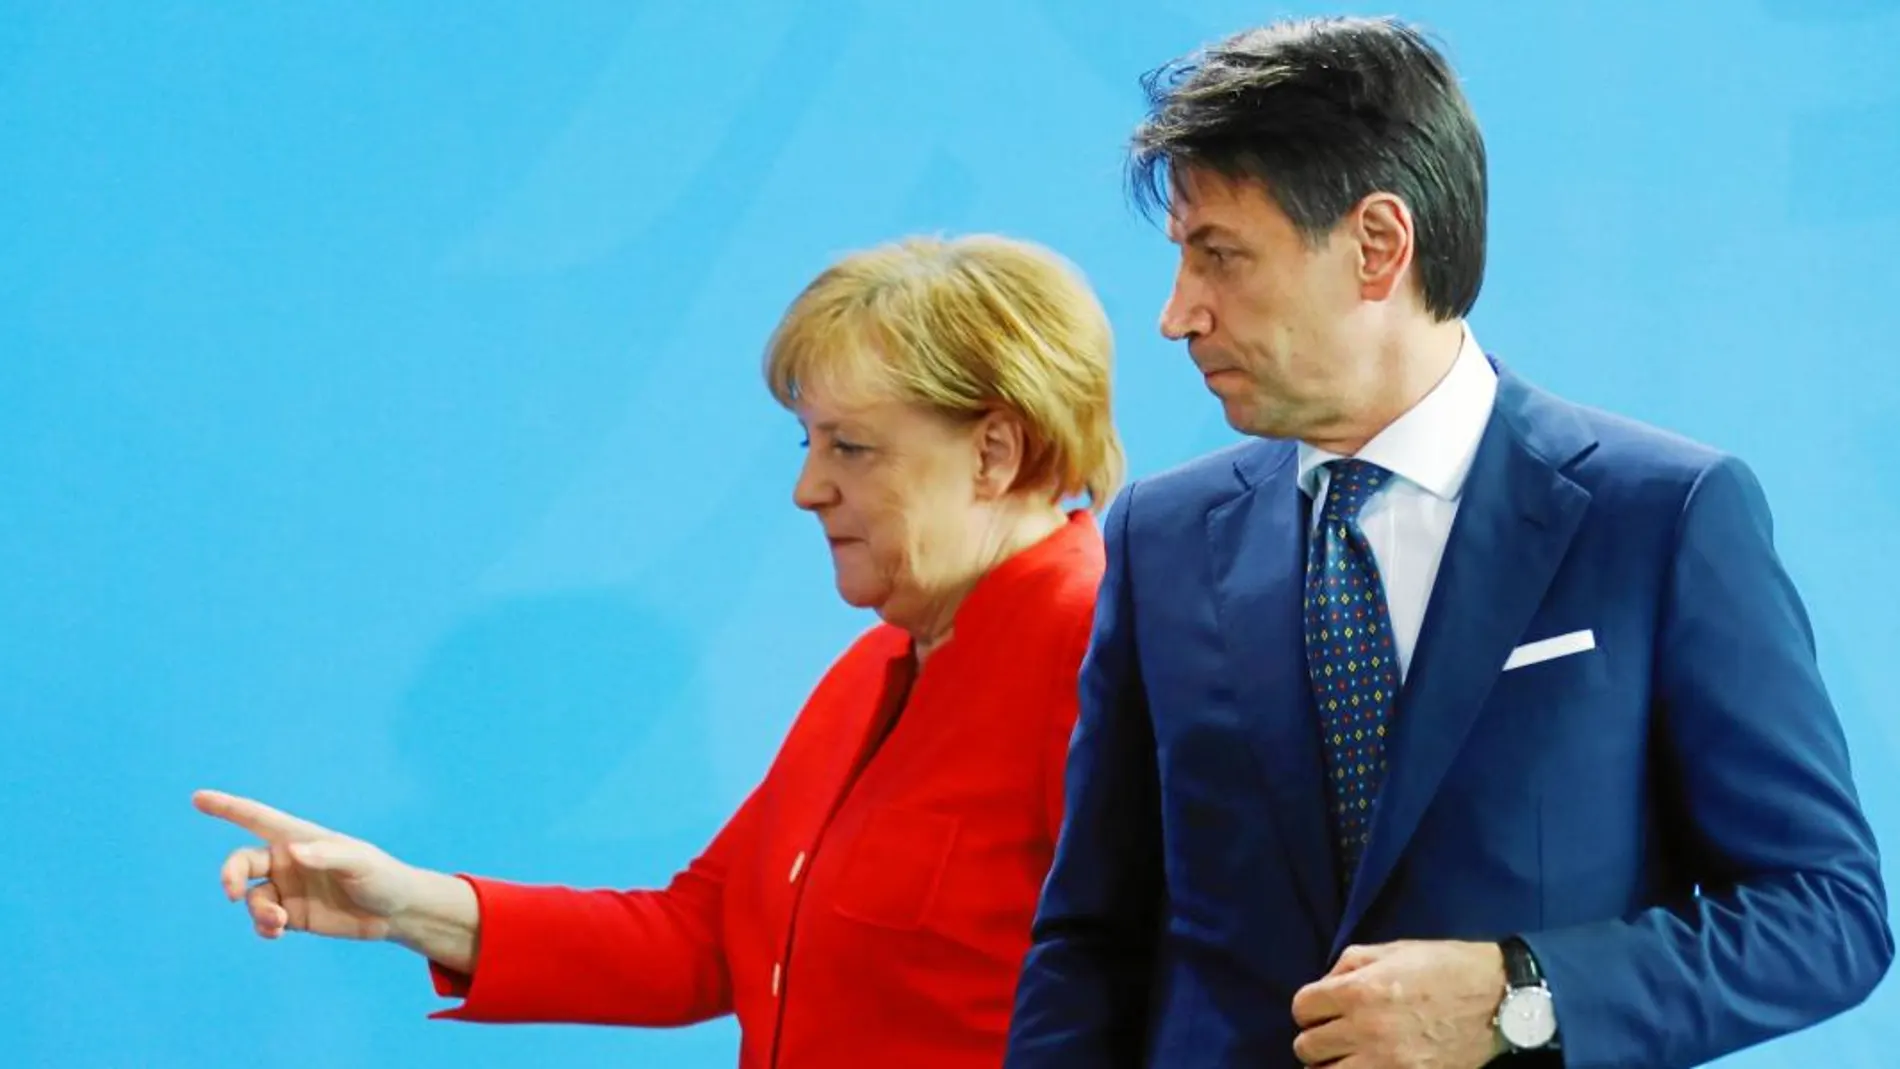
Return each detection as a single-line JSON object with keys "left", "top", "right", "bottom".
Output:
{"left": 3, "top": 1, "right": 1896, "bottom": 1065}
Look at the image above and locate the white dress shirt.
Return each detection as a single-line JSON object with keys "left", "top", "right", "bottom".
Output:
{"left": 1298, "top": 326, "right": 1499, "bottom": 682}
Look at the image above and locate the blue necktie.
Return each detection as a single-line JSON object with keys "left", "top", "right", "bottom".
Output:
{"left": 1303, "top": 459, "right": 1399, "bottom": 891}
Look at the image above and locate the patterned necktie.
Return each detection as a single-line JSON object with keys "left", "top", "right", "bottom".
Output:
{"left": 1303, "top": 459, "right": 1400, "bottom": 892}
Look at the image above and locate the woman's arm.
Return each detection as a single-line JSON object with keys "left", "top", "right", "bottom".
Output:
{"left": 194, "top": 781, "right": 764, "bottom": 1028}
{"left": 426, "top": 787, "right": 764, "bottom": 1027}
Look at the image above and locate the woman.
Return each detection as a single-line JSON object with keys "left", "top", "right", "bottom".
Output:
{"left": 195, "top": 233, "right": 1124, "bottom": 1068}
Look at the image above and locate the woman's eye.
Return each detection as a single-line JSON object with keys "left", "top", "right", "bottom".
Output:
{"left": 798, "top": 435, "right": 867, "bottom": 456}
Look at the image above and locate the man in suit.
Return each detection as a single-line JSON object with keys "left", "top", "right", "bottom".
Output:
{"left": 1006, "top": 15, "right": 1892, "bottom": 1069}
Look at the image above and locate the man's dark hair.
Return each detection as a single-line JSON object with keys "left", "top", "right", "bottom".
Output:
{"left": 1130, "top": 16, "right": 1487, "bottom": 320}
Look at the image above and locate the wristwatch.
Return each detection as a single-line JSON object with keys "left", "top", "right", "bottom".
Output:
{"left": 1494, "top": 936, "right": 1559, "bottom": 1052}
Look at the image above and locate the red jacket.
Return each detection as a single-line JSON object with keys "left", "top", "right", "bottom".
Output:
{"left": 430, "top": 512, "right": 1104, "bottom": 1068}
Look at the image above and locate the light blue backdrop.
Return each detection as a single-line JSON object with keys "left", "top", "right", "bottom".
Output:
{"left": 3, "top": 2, "right": 1896, "bottom": 1066}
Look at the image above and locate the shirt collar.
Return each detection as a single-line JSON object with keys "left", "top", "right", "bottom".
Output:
{"left": 1297, "top": 323, "right": 1499, "bottom": 502}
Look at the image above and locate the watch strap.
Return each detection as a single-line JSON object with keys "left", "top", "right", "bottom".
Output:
{"left": 1500, "top": 935, "right": 1543, "bottom": 989}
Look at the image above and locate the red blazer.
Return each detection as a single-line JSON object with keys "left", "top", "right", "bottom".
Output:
{"left": 429, "top": 512, "right": 1104, "bottom": 1069}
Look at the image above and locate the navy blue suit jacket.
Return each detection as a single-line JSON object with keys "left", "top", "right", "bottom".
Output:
{"left": 1006, "top": 366, "right": 1891, "bottom": 1068}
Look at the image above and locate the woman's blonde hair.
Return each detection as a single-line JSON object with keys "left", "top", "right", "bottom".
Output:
{"left": 763, "top": 234, "right": 1125, "bottom": 511}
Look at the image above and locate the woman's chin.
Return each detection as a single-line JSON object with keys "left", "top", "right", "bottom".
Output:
{"left": 830, "top": 575, "right": 887, "bottom": 612}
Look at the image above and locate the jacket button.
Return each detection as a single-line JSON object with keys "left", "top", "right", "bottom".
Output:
{"left": 771, "top": 963, "right": 782, "bottom": 997}
{"left": 788, "top": 851, "right": 806, "bottom": 883}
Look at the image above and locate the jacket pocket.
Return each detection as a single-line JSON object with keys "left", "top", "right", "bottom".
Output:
{"left": 830, "top": 806, "right": 960, "bottom": 931}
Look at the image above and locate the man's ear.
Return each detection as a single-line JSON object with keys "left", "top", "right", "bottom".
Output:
{"left": 1351, "top": 191, "right": 1417, "bottom": 304}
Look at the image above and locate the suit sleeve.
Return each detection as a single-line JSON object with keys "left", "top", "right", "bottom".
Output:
{"left": 1007, "top": 484, "right": 1164, "bottom": 1068}
{"left": 1522, "top": 456, "right": 1893, "bottom": 1069}
{"left": 426, "top": 786, "right": 761, "bottom": 1027}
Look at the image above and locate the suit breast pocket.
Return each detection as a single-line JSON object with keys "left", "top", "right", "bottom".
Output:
{"left": 1479, "top": 626, "right": 1639, "bottom": 801}
{"left": 829, "top": 806, "right": 961, "bottom": 931}
{"left": 1493, "top": 636, "right": 1612, "bottom": 703}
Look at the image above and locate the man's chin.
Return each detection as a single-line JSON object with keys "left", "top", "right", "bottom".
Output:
{"left": 1219, "top": 398, "right": 1289, "bottom": 440}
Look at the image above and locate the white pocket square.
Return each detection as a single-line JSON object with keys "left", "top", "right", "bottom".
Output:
{"left": 1503, "top": 629, "right": 1596, "bottom": 671}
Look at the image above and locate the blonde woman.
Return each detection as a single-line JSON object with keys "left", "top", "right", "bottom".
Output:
{"left": 197, "top": 234, "right": 1123, "bottom": 1069}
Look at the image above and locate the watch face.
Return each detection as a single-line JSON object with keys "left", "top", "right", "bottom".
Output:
{"left": 1498, "top": 986, "right": 1558, "bottom": 1049}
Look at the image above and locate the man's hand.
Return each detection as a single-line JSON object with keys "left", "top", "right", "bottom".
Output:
{"left": 1290, "top": 939, "right": 1507, "bottom": 1068}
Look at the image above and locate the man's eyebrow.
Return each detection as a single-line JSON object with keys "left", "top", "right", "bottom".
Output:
{"left": 1179, "top": 223, "right": 1240, "bottom": 246}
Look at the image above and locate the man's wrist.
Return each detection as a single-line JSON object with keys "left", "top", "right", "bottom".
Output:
{"left": 1480, "top": 940, "right": 1513, "bottom": 1058}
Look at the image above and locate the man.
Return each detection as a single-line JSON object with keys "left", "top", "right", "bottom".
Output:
{"left": 1006, "top": 16, "right": 1891, "bottom": 1069}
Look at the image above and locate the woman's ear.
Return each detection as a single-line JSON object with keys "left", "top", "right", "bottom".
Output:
{"left": 972, "top": 411, "right": 1026, "bottom": 500}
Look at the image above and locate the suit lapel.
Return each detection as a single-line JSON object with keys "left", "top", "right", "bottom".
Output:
{"left": 1334, "top": 371, "right": 1597, "bottom": 950}
{"left": 1206, "top": 442, "right": 1341, "bottom": 939}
